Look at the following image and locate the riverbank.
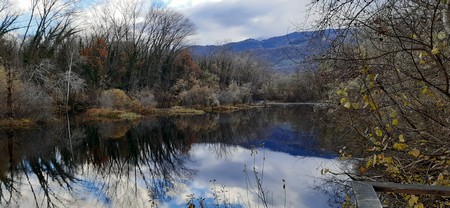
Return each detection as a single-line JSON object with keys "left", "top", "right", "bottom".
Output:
{"left": 0, "top": 102, "right": 328, "bottom": 128}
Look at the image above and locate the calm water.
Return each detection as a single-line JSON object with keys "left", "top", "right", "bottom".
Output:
{"left": 0, "top": 106, "right": 349, "bottom": 207}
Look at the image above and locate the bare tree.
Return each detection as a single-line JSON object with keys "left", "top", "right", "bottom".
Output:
{"left": 0, "top": 0, "right": 19, "bottom": 37}
{"left": 311, "top": 0, "right": 450, "bottom": 206}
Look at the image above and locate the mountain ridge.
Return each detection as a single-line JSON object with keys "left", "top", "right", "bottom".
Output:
{"left": 189, "top": 30, "right": 331, "bottom": 71}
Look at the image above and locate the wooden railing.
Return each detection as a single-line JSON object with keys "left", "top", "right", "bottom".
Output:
{"left": 351, "top": 181, "right": 450, "bottom": 208}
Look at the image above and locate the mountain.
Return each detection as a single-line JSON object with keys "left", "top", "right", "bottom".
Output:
{"left": 189, "top": 30, "right": 334, "bottom": 72}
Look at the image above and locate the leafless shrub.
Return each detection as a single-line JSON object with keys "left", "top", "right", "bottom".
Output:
{"left": 130, "top": 88, "right": 158, "bottom": 108}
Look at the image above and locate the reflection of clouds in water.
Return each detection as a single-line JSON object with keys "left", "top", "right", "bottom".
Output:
{"left": 10, "top": 143, "right": 345, "bottom": 208}
{"left": 178, "top": 144, "right": 345, "bottom": 207}
{"left": 12, "top": 164, "right": 154, "bottom": 208}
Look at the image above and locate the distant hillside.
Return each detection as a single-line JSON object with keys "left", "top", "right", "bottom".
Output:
{"left": 189, "top": 30, "right": 333, "bottom": 72}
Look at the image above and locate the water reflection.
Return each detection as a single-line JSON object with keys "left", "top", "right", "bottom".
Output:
{"left": 0, "top": 106, "right": 346, "bottom": 207}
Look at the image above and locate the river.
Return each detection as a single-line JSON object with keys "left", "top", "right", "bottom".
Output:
{"left": 0, "top": 106, "right": 350, "bottom": 207}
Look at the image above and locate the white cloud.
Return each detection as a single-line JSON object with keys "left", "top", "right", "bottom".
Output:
{"left": 166, "top": 0, "right": 316, "bottom": 45}
{"left": 11, "top": 0, "right": 31, "bottom": 13}
{"left": 165, "top": 0, "right": 223, "bottom": 9}
{"left": 9, "top": 0, "right": 317, "bottom": 45}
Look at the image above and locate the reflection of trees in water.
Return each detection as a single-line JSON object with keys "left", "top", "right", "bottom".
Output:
{"left": 0, "top": 118, "right": 197, "bottom": 206}
{"left": 71, "top": 118, "right": 197, "bottom": 203}
{"left": 0, "top": 106, "right": 335, "bottom": 207}
{"left": 313, "top": 175, "right": 353, "bottom": 208}
{"left": 0, "top": 126, "right": 77, "bottom": 207}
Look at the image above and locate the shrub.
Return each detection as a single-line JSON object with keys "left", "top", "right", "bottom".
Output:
{"left": 218, "top": 82, "right": 252, "bottom": 105}
{"left": 179, "top": 84, "right": 218, "bottom": 107}
{"left": 130, "top": 89, "right": 158, "bottom": 108}
{"left": 99, "top": 89, "right": 134, "bottom": 109}
{"left": 0, "top": 66, "right": 53, "bottom": 119}
{"left": 15, "top": 82, "right": 54, "bottom": 119}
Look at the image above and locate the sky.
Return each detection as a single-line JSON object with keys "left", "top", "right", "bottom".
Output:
{"left": 164, "top": 0, "right": 316, "bottom": 45}
{"left": 9, "top": 0, "right": 317, "bottom": 45}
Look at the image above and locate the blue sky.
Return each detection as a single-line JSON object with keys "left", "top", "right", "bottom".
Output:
{"left": 11, "top": 0, "right": 315, "bottom": 45}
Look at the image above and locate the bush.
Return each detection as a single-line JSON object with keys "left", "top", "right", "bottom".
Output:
{"left": 16, "top": 82, "right": 54, "bottom": 119}
{"left": 99, "top": 89, "right": 134, "bottom": 110}
{"left": 130, "top": 89, "right": 158, "bottom": 108}
{"left": 218, "top": 82, "right": 252, "bottom": 105}
{"left": 179, "top": 84, "right": 218, "bottom": 107}
{"left": 0, "top": 66, "right": 53, "bottom": 119}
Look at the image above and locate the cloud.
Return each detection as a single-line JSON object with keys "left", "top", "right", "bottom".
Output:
{"left": 169, "top": 0, "right": 315, "bottom": 45}
{"left": 8, "top": 0, "right": 315, "bottom": 45}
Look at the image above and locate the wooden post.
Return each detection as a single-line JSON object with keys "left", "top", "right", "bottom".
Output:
{"left": 352, "top": 181, "right": 450, "bottom": 208}
{"left": 367, "top": 181, "right": 450, "bottom": 196}
{"left": 351, "top": 181, "right": 383, "bottom": 208}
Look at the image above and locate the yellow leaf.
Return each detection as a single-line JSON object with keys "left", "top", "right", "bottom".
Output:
{"left": 438, "top": 31, "right": 447, "bottom": 40}
{"left": 437, "top": 173, "right": 444, "bottom": 182}
{"left": 384, "top": 156, "right": 393, "bottom": 163}
{"left": 393, "top": 142, "right": 409, "bottom": 151}
{"left": 344, "top": 102, "right": 351, "bottom": 109}
{"left": 412, "top": 34, "right": 417, "bottom": 39}
{"left": 408, "top": 149, "right": 420, "bottom": 157}
{"left": 385, "top": 124, "right": 392, "bottom": 132}
{"left": 352, "top": 103, "right": 359, "bottom": 109}
{"left": 375, "top": 128, "right": 383, "bottom": 137}
{"left": 336, "top": 89, "right": 343, "bottom": 95}
{"left": 403, "top": 101, "right": 409, "bottom": 107}
{"left": 421, "top": 87, "right": 430, "bottom": 94}
{"left": 390, "top": 111, "right": 398, "bottom": 118}
{"left": 414, "top": 203, "right": 424, "bottom": 208}
{"left": 360, "top": 66, "right": 369, "bottom": 74}
{"left": 321, "top": 168, "right": 329, "bottom": 175}
{"left": 432, "top": 47, "right": 440, "bottom": 55}
{"left": 340, "top": 97, "right": 347, "bottom": 105}
{"left": 365, "top": 160, "right": 373, "bottom": 168}
{"left": 408, "top": 195, "right": 418, "bottom": 207}
{"left": 392, "top": 119, "right": 399, "bottom": 126}
{"left": 419, "top": 59, "right": 425, "bottom": 65}
{"left": 373, "top": 154, "right": 377, "bottom": 166}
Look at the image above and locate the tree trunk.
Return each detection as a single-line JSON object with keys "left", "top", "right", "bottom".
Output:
{"left": 6, "top": 63, "right": 13, "bottom": 118}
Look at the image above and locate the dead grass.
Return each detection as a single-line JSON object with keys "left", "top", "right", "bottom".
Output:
{"left": 83, "top": 108, "right": 142, "bottom": 121}
{"left": 148, "top": 106, "right": 205, "bottom": 115}
{"left": 201, "top": 104, "right": 254, "bottom": 113}
{"left": 0, "top": 119, "right": 36, "bottom": 129}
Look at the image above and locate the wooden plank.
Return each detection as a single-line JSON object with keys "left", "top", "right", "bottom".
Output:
{"left": 351, "top": 181, "right": 383, "bottom": 208}
{"left": 366, "top": 181, "right": 450, "bottom": 196}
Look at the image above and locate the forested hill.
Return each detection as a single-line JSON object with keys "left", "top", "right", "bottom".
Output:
{"left": 189, "top": 31, "right": 329, "bottom": 72}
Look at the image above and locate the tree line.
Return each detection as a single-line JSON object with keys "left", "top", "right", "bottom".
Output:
{"left": 0, "top": 0, "right": 322, "bottom": 120}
